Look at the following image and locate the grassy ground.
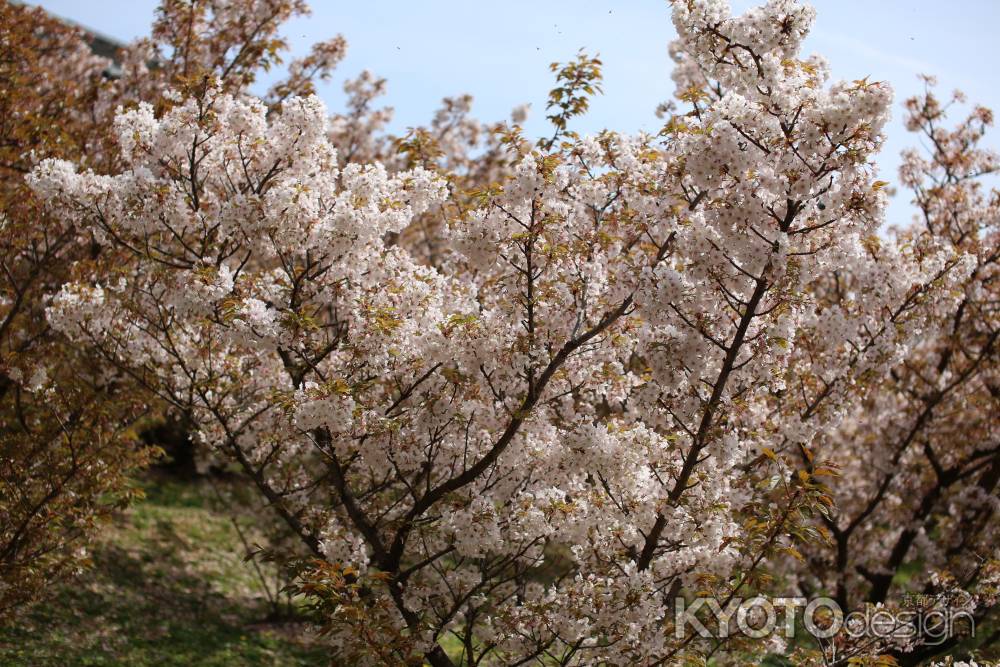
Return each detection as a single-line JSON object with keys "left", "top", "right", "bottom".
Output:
{"left": 0, "top": 476, "right": 328, "bottom": 667}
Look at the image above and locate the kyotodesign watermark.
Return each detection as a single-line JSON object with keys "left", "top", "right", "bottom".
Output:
{"left": 674, "top": 595, "right": 975, "bottom": 645}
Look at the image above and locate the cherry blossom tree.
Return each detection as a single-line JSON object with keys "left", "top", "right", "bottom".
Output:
{"left": 2, "top": 0, "right": 532, "bottom": 623}
{"left": 787, "top": 80, "right": 1000, "bottom": 666}
{"left": 19, "top": 0, "right": 999, "bottom": 664}
{"left": 0, "top": 0, "right": 378, "bottom": 619}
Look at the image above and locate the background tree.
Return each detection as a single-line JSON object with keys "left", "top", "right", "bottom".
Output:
{"left": 789, "top": 80, "right": 999, "bottom": 666}
{"left": 0, "top": 2, "right": 159, "bottom": 619}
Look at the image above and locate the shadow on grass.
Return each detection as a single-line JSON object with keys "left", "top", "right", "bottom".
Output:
{"left": 0, "top": 478, "right": 328, "bottom": 667}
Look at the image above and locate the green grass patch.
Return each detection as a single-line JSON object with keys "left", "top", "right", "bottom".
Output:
{"left": 0, "top": 476, "right": 328, "bottom": 667}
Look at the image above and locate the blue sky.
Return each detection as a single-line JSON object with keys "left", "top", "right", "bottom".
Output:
{"left": 31, "top": 0, "right": 1000, "bottom": 227}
